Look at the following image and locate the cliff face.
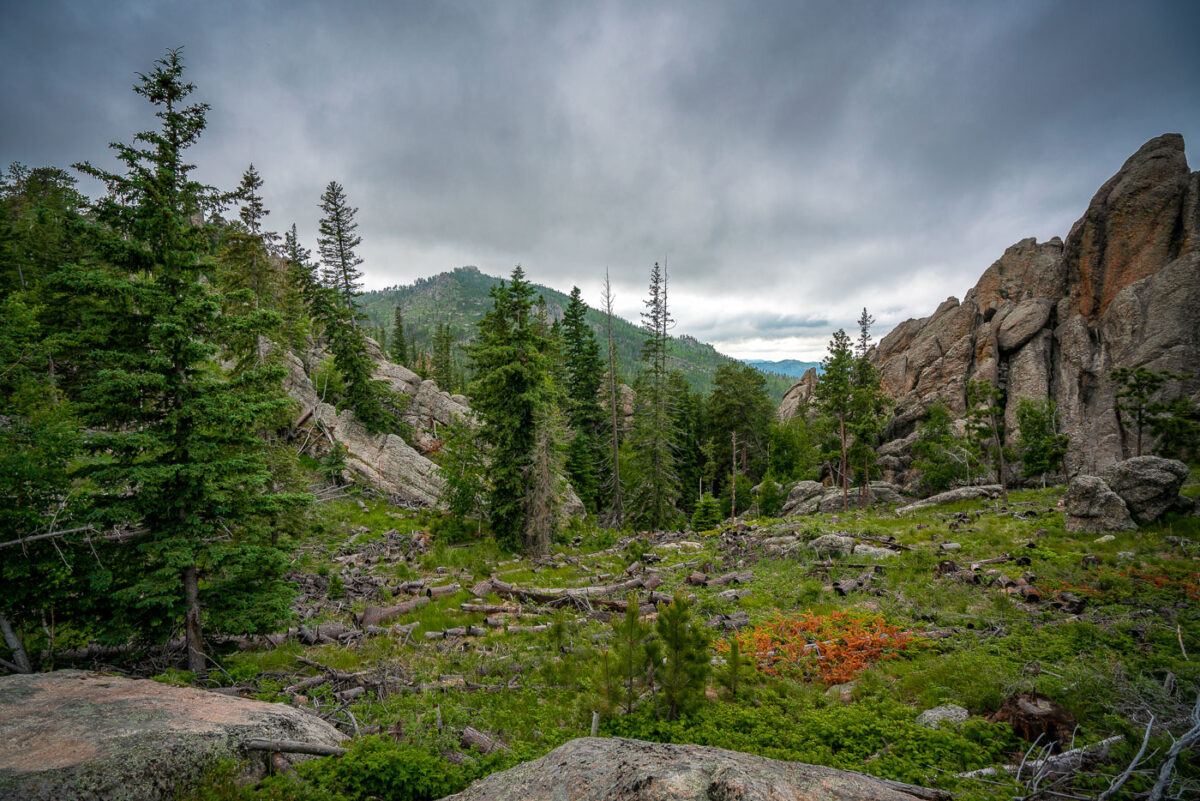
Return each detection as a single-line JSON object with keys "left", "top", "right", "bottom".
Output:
{"left": 784, "top": 134, "right": 1200, "bottom": 478}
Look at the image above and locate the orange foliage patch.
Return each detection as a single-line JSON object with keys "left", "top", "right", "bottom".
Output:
{"left": 717, "top": 611, "right": 923, "bottom": 685}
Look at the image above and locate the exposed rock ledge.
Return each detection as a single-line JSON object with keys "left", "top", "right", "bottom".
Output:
{"left": 0, "top": 670, "right": 345, "bottom": 801}
{"left": 444, "top": 736, "right": 947, "bottom": 801}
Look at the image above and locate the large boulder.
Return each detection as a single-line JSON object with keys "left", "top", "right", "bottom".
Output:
{"left": 896, "top": 485, "right": 1002, "bottom": 514}
{"left": 444, "top": 737, "right": 943, "bottom": 801}
{"left": 1063, "top": 475, "right": 1137, "bottom": 533}
{"left": 1103, "top": 456, "right": 1190, "bottom": 523}
{"left": 0, "top": 670, "right": 345, "bottom": 801}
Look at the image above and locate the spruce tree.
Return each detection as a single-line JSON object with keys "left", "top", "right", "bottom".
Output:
{"left": 561, "top": 286, "right": 606, "bottom": 513}
{"left": 317, "top": 180, "right": 363, "bottom": 315}
{"left": 848, "top": 309, "right": 890, "bottom": 507}
{"left": 392, "top": 306, "right": 408, "bottom": 365}
{"left": 72, "top": 49, "right": 297, "bottom": 674}
{"left": 628, "top": 262, "right": 680, "bottom": 530}
{"left": 815, "top": 329, "right": 855, "bottom": 511}
{"left": 221, "top": 164, "right": 280, "bottom": 309}
{"left": 467, "top": 266, "right": 556, "bottom": 552}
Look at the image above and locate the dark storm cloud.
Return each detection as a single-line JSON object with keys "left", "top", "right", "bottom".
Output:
{"left": 3, "top": 0, "right": 1198, "bottom": 359}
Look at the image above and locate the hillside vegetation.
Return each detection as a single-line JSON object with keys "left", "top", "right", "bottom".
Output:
{"left": 180, "top": 474, "right": 1199, "bottom": 801}
{"left": 359, "top": 266, "right": 796, "bottom": 399}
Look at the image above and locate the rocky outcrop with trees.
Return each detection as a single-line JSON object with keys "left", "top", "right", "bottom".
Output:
{"left": 782, "top": 134, "right": 1200, "bottom": 483}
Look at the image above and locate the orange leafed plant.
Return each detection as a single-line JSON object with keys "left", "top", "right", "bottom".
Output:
{"left": 717, "top": 611, "right": 922, "bottom": 685}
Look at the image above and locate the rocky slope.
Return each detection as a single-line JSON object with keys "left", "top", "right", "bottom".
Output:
{"left": 283, "top": 339, "right": 469, "bottom": 505}
{"left": 782, "top": 134, "right": 1200, "bottom": 479}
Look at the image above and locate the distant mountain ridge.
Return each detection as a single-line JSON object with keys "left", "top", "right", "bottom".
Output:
{"left": 359, "top": 266, "right": 796, "bottom": 400}
{"left": 742, "top": 359, "right": 821, "bottom": 379}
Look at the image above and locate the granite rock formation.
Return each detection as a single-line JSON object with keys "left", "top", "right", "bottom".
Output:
{"left": 0, "top": 670, "right": 345, "bottom": 801}
{"left": 444, "top": 737, "right": 945, "bottom": 801}
{"left": 781, "top": 135, "right": 1200, "bottom": 482}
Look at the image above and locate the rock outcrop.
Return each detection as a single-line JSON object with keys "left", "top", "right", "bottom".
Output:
{"left": 0, "top": 670, "right": 345, "bottom": 801}
{"left": 444, "top": 737, "right": 945, "bottom": 801}
{"left": 283, "top": 347, "right": 457, "bottom": 505}
{"left": 783, "top": 480, "right": 907, "bottom": 515}
{"left": 782, "top": 135, "right": 1200, "bottom": 482}
{"left": 1063, "top": 475, "right": 1137, "bottom": 533}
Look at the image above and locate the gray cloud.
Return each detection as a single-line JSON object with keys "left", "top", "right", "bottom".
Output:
{"left": 3, "top": 0, "right": 1198, "bottom": 359}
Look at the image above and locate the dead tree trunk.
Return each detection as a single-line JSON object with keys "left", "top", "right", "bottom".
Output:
{"left": 0, "top": 612, "right": 32, "bottom": 673}
{"left": 183, "top": 564, "right": 205, "bottom": 676}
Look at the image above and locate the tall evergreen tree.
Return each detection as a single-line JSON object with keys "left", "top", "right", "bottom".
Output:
{"left": 391, "top": 305, "right": 408, "bottom": 365}
{"left": 628, "top": 262, "right": 680, "bottom": 530}
{"left": 432, "top": 321, "right": 456, "bottom": 392}
{"left": 467, "top": 266, "right": 557, "bottom": 552}
{"left": 848, "top": 309, "right": 890, "bottom": 507}
{"left": 71, "top": 49, "right": 298, "bottom": 674}
{"left": 815, "top": 329, "right": 854, "bottom": 511}
{"left": 316, "top": 180, "right": 363, "bottom": 315}
{"left": 561, "top": 287, "right": 606, "bottom": 513}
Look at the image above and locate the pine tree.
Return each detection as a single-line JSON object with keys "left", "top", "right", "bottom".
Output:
{"left": 561, "top": 287, "right": 606, "bottom": 513}
{"left": 612, "top": 595, "right": 651, "bottom": 714}
{"left": 467, "top": 266, "right": 556, "bottom": 552}
{"left": 655, "top": 593, "right": 710, "bottom": 720}
{"left": 628, "top": 262, "right": 680, "bottom": 530}
{"left": 392, "top": 306, "right": 408, "bottom": 365}
{"left": 439, "top": 416, "right": 488, "bottom": 534}
{"left": 317, "top": 180, "right": 363, "bottom": 315}
{"left": 221, "top": 164, "right": 280, "bottom": 309}
{"left": 848, "top": 309, "right": 890, "bottom": 507}
{"left": 815, "top": 329, "right": 854, "bottom": 511}
{"left": 432, "top": 321, "right": 456, "bottom": 392}
{"left": 71, "top": 49, "right": 298, "bottom": 674}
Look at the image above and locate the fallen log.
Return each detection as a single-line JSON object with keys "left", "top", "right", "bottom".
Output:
{"left": 461, "top": 602, "right": 521, "bottom": 615}
{"left": 244, "top": 738, "right": 347, "bottom": 757}
{"left": 356, "top": 596, "right": 430, "bottom": 628}
{"left": 473, "top": 574, "right": 662, "bottom": 604}
{"left": 461, "top": 725, "right": 510, "bottom": 754}
{"left": 427, "top": 583, "right": 461, "bottom": 599}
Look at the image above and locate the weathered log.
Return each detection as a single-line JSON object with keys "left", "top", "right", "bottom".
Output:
{"left": 335, "top": 686, "right": 366, "bottom": 702}
{"left": 244, "top": 738, "right": 347, "bottom": 757}
{"left": 474, "top": 574, "right": 662, "bottom": 604}
{"left": 285, "top": 673, "right": 329, "bottom": 695}
{"left": 461, "top": 725, "right": 510, "bottom": 754}
{"left": 970, "top": 554, "right": 1013, "bottom": 570}
{"left": 356, "top": 596, "right": 430, "bottom": 628}
{"left": 427, "top": 583, "right": 461, "bottom": 599}
{"left": 461, "top": 602, "right": 521, "bottom": 614}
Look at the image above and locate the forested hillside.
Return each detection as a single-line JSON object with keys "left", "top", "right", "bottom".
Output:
{"left": 359, "top": 267, "right": 796, "bottom": 400}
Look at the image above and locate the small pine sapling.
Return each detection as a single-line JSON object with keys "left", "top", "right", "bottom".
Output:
{"left": 612, "top": 595, "right": 650, "bottom": 714}
{"left": 655, "top": 593, "right": 711, "bottom": 720}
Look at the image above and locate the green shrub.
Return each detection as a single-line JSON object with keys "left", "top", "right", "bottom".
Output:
{"left": 690, "top": 493, "right": 722, "bottom": 530}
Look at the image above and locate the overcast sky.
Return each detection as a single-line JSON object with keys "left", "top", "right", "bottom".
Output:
{"left": 3, "top": 1, "right": 1198, "bottom": 359}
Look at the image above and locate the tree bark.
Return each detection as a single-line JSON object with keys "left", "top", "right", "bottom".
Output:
{"left": 183, "top": 564, "right": 206, "bottom": 676}
{"left": 0, "top": 612, "right": 33, "bottom": 673}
